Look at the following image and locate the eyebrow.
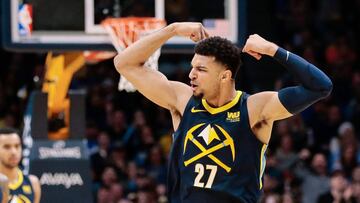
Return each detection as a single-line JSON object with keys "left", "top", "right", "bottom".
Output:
{"left": 191, "top": 65, "right": 207, "bottom": 70}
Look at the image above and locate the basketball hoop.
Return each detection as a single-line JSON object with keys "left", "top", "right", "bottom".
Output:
{"left": 101, "top": 17, "right": 166, "bottom": 92}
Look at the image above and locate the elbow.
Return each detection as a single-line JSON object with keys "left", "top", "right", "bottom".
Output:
{"left": 113, "top": 53, "right": 128, "bottom": 74}
{"left": 113, "top": 53, "right": 145, "bottom": 74}
{"left": 319, "top": 77, "right": 333, "bottom": 98}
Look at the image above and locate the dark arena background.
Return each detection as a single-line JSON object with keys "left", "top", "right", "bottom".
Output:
{"left": 1, "top": 0, "right": 360, "bottom": 202}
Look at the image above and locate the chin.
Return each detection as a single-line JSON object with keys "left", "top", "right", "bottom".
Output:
{"left": 3, "top": 162, "right": 18, "bottom": 169}
{"left": 193, "top": 91, "right": 204, "bottom": 99}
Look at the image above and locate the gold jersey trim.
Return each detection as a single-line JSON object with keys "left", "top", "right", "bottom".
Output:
{"left": 202, "top": 91, "right": 242, "bottom": 114}
{"left": 259, "top": 144, "right": 267, "bottom": 190}
{"left": 8, "top": 168, "right": 24, "bottom": 190}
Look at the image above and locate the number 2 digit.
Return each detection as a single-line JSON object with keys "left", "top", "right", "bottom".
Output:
{"left": 193, "top": 163, "right": 218, "bottom": 188}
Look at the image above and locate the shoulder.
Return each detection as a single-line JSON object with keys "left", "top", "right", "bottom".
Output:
{"left": 28, "top": 175, "right": 39, "bottom": 184}
{"left": 28, "top": 175, "right": 41, "bottom": 192}
{"left": 29, "top": 175, "right": 41, "bottom": 203}
{"left": 247, "top": 91, "right": 276, "bottom": 116}
{"left": 247, "top": 91, "right": 276, "bottom": 102}
{"left": 169, "top": 81, "right": 192, "bottom": 114}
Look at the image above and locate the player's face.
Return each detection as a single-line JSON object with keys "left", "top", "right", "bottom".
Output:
{"left": 0, "top": 134, "right": 22, "bottom": 169}
{"left": 189, "top": 54, "right": 224, "bottom": 99}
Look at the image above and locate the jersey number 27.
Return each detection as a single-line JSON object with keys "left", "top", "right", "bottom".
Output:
{"left": 194, "top": 163, "right": 218, "bottom": 188}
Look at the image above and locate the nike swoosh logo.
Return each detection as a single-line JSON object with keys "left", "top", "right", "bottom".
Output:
{"left": 191, "top": 107, "right": 207, "bottom": 113}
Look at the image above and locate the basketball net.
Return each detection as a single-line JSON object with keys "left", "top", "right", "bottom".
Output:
{"left": 101, "top": 17, "right": 166, "bottom": 92}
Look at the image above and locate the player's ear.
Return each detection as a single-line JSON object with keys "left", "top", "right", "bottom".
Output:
{"left": 220, "top": 70, "right": 232, "bottom": 82}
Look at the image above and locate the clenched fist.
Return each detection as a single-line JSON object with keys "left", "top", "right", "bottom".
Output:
{"left": 172, "top": 22, "right": 209, "bottom": 42}
{"left": 242, "top": 34, "right": 278, "bottom": 60}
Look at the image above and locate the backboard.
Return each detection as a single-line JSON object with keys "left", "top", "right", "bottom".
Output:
{"left": 2, "top": 0, "right": 246, "bottom": 52}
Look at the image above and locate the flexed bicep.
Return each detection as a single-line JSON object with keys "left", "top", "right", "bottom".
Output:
{"left": 113, "top": 22, "right": 209, "bottom": 112}
{"left": 119, "top": 65, "right": 191, "bottom": 111}
{"left": 248, "top": 92, "right": 292, "bottom": 124}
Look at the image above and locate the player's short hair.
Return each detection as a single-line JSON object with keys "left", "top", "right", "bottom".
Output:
{"left": 0, "top": 127, "right": 20, "bottom": 136}
{"left": 195, "top": 36, "right": 242, "bottom": 79}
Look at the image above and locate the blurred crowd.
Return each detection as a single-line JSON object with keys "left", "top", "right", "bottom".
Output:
{"left": 1, "top": 0, "right": 360, "bottom": 203}
{"left": 260, "top": 0, "right": 360, "bottom": 202}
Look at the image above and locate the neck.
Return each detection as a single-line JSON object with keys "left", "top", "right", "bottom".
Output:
{"left": 206, "top": 83, "right": 237, "bottom": 107}
{"left": 0, "top": 164, "right": 18, "bottom": 183}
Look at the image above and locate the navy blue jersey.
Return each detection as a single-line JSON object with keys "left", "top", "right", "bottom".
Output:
{"left": 167, "top": 91, "right": 267, "bottom": 203}
{"left": 8, "top": 169, "right": 34, "bottom": 203}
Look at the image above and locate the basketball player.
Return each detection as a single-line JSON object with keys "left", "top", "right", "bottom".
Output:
{"left": 113, "top": 23, "right": 332, "bottom": 202}
{"left": 0, "top": 128, "right": 41, "bottom": 203}
{"left": 0, "top": 173, "right": 9, "bottom": 203}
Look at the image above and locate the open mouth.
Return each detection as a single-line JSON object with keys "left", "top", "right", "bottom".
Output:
{"left": 190, "top": 83, "right": 198, "bottom": 91}
{"left": 190, "top": 81, "right": 198, "bottom": 88}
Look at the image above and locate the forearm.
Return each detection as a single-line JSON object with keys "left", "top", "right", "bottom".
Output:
{"left": 114, "top": 23, "right": 177, "bottom": 71}
{"left": 274, "top": 47, "right": 333, "bottom": 93}
{"left": 242, "top": 34, "right": 332, "bottom": 115}
{"left": 274, "top": 47, "right": 333, "bottom": 114}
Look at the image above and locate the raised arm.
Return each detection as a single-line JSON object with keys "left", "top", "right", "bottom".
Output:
{"left": 114, "top": 23, "right": 208, "bottom": 114}
{"left": 243, "top": 34, "right": 332, "bottom": 141}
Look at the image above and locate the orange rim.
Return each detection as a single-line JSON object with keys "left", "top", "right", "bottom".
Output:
{"left": 101, "top": 17, "right": 166, "bottom": 30}
{"left": 102, "top": 17, "right": 166, "bottom": 24}
{"left": 101, "top": 17, "right": 166, "bottom": 48}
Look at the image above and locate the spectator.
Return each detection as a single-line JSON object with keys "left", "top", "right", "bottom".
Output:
{"left": 295, "top": 153, "right": 330, "bottom": 203}
{"left": 317, "top": 170, "right": 355, "bottom": 203}
{"left": 146, "top": 145, "right": 167, "bottom": 184}
{"left": 101, "top": 166, "right": 118, "bottom": 188}
{"left": 275, "top": 134, "right": 299, "bottom": 173}
{"left": 91, "top": 131, "right": 112, "bottom": 179}
{"left": 110, "top": 145, "right": 128, "bottom": 182}
{"left": 97, "top": 187, "right": 111, "bottom": 203}
{"left": 109, "top": 183, "right": 125, "bottom": 203}
{"left": 107, "top": 110, "right": 128, "bottom": 141}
